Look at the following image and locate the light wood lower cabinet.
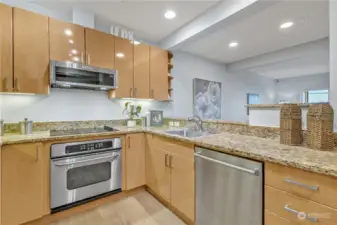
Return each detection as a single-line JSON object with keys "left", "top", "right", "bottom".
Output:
{"left": 1, "top": 143, "right": 48, "bottom": 225}
{"left": 125, "top": 133, "right": 145, "bottom": 190}
{"left": 146, "top": 136, "right": 171, "bottom": 202}
{"left": 13, "top": 7, "right": 49, "bottom": 95}
{"left": 0, "top": 3, "right": 13, "bottom": 93}
{"left": 145, "top": 135, "right": 195, "bottom": 222}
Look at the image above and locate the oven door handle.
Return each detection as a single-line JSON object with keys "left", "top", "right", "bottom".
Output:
{"left": 53, "top": 154, "right": 120, "bottom": 166}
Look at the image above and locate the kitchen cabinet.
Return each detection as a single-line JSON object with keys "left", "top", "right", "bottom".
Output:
{"left": 85, "top": 28, "right": 115, "bottom": 69}
{"left": 146, "top": 135, "right": 171, "bottom": 202}
{"left": 134, "top": 43, "right": 150, "bottom": 99}
{"left": 125, "top": 133, "right": 146, "bottom": 190}
{"left": 169, "top": 143, "right": 195, "bottom": 221}
{"left": 150, "top": 46, "right": 169, "bottom": 101}
{"left": 0, "top": 3, "right": 13, "bottom": 92}
{"left": 2, "top": 143, "right": 47, "bottom": 225}
{"left": 109, "top": 37, "right": 134, "bottom": 98}
{"left": 145, "top": 135, "right": 194, "bottom": 222}
{"left": 49, "top": 18, "right": 85, "bottom": 63}
{"left": 265, "top": 210, "right": 295, "bottom": 225}
{"left": 13, "top": 7, "right": 49, "bottom": 95}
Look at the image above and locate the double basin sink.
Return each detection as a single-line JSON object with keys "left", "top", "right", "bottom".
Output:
{"left": 165, "top": 129, "right": 210, "bottom": 138}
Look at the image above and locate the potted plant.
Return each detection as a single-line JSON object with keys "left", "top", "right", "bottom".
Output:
{"left": 123, "top": 102, "right": 142, "bottom": 127}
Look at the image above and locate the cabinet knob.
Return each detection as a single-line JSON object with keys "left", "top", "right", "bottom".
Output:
{"left": 127, "top": 136, "right": 131, "bottom": 148}
{"left": 36, "top": 144, "right": 40, "bottom": 162}
{"left": 165, "top": 154, "right": 169, "bottom": 167}
{"left": 130, "top": 88, "right": 133, "bottom": 98}
{"left": 3, "top": 77, "right": 8, "bottom": 91}
{"left": 151, "top": 89, "right": 154, "bottom": 98}
{"left": 134, "top": 88, "right": 137, "bottom": 97}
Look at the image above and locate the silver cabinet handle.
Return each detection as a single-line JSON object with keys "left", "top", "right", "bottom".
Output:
{"left": 36, "top": 144, "right": 40, "bottom": 162}
{"left": 14, "top": 78, "right": 19, "bottom": 92}
{"left": 169, "top": 155, "right": 173, "bottom": 168}
{"left": 88, "top": 53, "right": 91, "bottom": 65}
{"left": 194, "top": 153, "right": 260, "bottom": 176}
{"left": 127, "top": 136, "right": 131, "bottom": 148}
{"left": 151, "top": 89, "right": 154, "bottom": 98}
{"left": 134, "top": 88, "right": 137, "bottom": 97}
{"left": 284, "top": 178, "right": 319, "bottom": 191}
{"left": 53, "top": 154, "right": 120, "bottom": 166}
{"left": 4, "top": 77, "right": 8, "bottom": 91}
{"left": 165, "top": 154, "right": 169, "bottom": 167}
{"left": 130, "top": 88, "right": 133, "bottom": 97}
{"left": 81, "top": 52, "right": 84, "bottom": 64}
{"left": 284, "top": 205, "right": 318, "bottom": 222}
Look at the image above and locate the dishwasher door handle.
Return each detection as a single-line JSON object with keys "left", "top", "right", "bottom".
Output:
{"left": 194, "top": 153, "right": 260, "bottom": 176}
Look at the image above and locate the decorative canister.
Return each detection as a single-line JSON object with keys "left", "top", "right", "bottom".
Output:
{"left": 307, "top": 104, "right": 334, "bottom": 150}
{"left": 280, "top": 104, "right": 302, "bottom": 145}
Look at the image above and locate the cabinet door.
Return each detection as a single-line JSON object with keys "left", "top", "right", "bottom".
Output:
{"left": 13, "top": 8, "right": 49, "bottom": 95}
{"left": 125, "top": 133, "right": 145, "bottom": 190}
{"left": 85, "top": 28, "right": 115, "bottom": 69}
{"left": 0, "top": 3, "right": 13, "bottom": 92}
{"left": 2, "top": 143, "right": 44, "bottom": 225}
{"left": 145, "top": 135, "right": 171, "bottom": 202}
{"left": 49, "top": 18, "right": 85, "bottom": 63}
{"left": 150, "top": 46, "right": 168, "bottom": 101}
{"left": 110, "top": 37, "right": 134, "bottom": 98}
{"left": 170, "top": 145, "right": 195, "bottom": 222}
{"left": 134, "top": 43, "right": 150, "bottom": 99}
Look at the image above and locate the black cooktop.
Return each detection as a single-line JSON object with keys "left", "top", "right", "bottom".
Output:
{"left": 50, "top": 126, "right": 119, "bottom": 136}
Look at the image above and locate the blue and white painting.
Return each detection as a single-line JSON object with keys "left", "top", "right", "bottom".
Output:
{"left": 193, "top": 78, "right": 222, "bottom": 120}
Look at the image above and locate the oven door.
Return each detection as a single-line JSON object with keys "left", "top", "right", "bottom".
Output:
{"left": 50, "top": 150, "right": 121, "bottom": 210}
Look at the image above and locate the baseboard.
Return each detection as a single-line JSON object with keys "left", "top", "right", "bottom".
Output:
{"left": 145, "top": 186, "right": 195, "bottom": 225}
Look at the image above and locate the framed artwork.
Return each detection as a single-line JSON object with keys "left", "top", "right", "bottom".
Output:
{"left": 193, "top": 78, "right": 222, "bottom": 120}
{"left": 150, "top": 110, "right": 164, "bottom": 127}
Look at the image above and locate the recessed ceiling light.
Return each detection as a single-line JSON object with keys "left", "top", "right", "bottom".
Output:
{"left": 165, "top": 10, "right": 176, "bottom": 19}
{"left": 116, "top": 52, "right": 125, "bottom": 58}
{"left": 280, "top": 21, "right": 294, "bottom": 29}
{"left": 64, "top": 29, "right": 73, "bottom": 36}
{"left": 69, "top": 39, "right": 74, "bottom": 44}
{"left": 229, "top": 42, "right": 239, "bottom": 48}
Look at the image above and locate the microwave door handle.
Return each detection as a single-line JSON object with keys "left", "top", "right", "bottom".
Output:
{"left": 53, "top": 154, "right": 120, "bottom": 166}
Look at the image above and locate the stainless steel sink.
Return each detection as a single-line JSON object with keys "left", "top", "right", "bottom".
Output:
{"left": 165, "top": 129, "right": 209, "bottom": 138}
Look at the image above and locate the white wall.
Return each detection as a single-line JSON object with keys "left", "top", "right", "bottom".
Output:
{"left": 275, "top": 73, "right": 329, "bottom": 103}
{"left": 171, "top": 51, "right": 275, "bottom": 123}
{"left": 330, "top": 1, "right": 337, "bottom": 129}
{"left": 0, "top": 89, "right": 172, "bottom": 123}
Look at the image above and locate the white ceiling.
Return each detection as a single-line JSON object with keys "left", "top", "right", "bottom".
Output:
{"left": 36, "top": 0, "right": 220, "bottom": 42}
{"left": 181, "top": 0, "right": 329, "bottom": 64}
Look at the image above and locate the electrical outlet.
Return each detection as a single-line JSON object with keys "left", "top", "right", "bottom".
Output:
{"left": 169, "top": 121, "right": 174, "bottom": 127}
{"left": 174, "top": 121, "right": 180, "bottom": 127}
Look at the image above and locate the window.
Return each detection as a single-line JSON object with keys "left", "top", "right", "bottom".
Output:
{"left": 247, "top": 93, "right": 260, "bottom": 115}
{"left": 302, "top": 90, "right": 329, "bottom": 103}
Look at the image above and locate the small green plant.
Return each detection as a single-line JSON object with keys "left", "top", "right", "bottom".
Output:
{"left": 123, "top": 102, "right": 142, "bottom": 120}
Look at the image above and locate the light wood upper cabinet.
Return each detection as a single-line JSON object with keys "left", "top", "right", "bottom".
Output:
{"left": 13, "top": 7, "right": 49, "bottom": 95}
{"left": 150, "top": 46, "right": 168, "bottom": 101}
{"left": 170, "top": 143, "right": 195, "bottom": 222}
{"left": 0, "top": 3, "right": 13, "bottom": 92}
{"left": 2, "top": 143, "right": 46, "bottom": 225}
{"left": 134, "top": 43, "right": 150, "bottom": 99}
{"left": 125, "top": 133, "right": 145, "bottom": 190}
{"left": 85, "top": 28, "right": 115, "bottom": 69}
{"left": 49, "top": 18, "right": 85, "bottom": 63}
{"left": 145, "top": 135, "right": 171, "bottom": 202}
{"left": 109, "top": 37, "right": 134, "bottom": 98}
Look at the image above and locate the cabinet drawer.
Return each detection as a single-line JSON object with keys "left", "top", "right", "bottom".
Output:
{"left": 265, "top": 163, "right": 337, "bottom": 209}
{"left": 150, "top": 135, "right": 193, "bottom": 157}
{"left": 265, "top": 186, "right": 337, "bottom": 225}
{"left": 265, "top": 210, "right": 296, "bottom": 225}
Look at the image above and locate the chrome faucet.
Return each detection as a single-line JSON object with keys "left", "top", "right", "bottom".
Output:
{"left": 188, "top": 116, "right": 204, "bottom": 132}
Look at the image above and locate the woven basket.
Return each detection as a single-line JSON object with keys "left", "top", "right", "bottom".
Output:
{"left": 280, "top": 104, "right": 302, "bottom": 145}
{"left": 306, "top": 104, "right": 334, "bottom": 150}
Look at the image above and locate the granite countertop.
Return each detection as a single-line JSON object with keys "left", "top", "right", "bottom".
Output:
{"left": 1, "top": 126, "right": 337, "bottom": 178}
{"left": 246, "top": 104, "right": 310, "bottom": 108}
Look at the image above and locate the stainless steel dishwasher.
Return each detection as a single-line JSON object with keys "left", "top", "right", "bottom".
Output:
{"left": 195, "top": 147, "right": 263, "bottom": 225}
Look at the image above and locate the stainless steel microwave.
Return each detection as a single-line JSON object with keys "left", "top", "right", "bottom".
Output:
{"left": 50, "top": 60, "right": 118, "bottom": 91}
